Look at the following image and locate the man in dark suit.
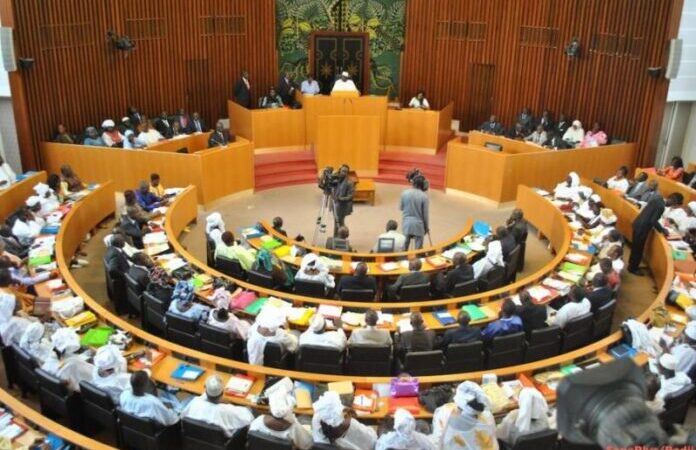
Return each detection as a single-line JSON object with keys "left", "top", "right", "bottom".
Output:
{"left": 436, "top": 311, "right": 481, "bottom": 350}
{"left": 506, "top": 123, "right": 526, "bottom": 140}
{"left": 432, "top": 252, "right": 474, "bottom": 298}
{"left": 507, "top": 209, "right": 528, "bottom": 245}
{"left": 127, "top": 252, "right": 152, "bottom": 291}
{"left": 496, "top": 226, "right": 517, "bottom": 261}
{"left": 186, "top": 112, "right": 207, "bottom": 134}
{"left": 586, "top": 273, "right": 613, "bottom": 313}
{"left": 625, "top": 172, "right": 649, "bottom": 200}
{"left": 121, "top": 207, "right": 147, "bottom": 249}
{"left": 478, "top": 115, "right": 505, "bottom": 135}
{"left": 105, "top": 234, "right": 130, "bottom": 274}
{"left": 387, "top": 258, "right": 431, "bottom": 300}
{"left": 544, "top": 132, "right": 570, "bottom": 150}
{"left": 395, "top": 312, "right": 437, "bottom": 360}
{"left": 537, "top": 110, "right": 554, "bottom": 131}
{"left": 233, "top": 70, "right": 252, "bottom": 108}
{"left": 336, "top": 262, "right": 377, "bottom": 299}
{"left": 628, "top": 194, "right": 667, "bottom": 274}
{"left": 554, "top": 113, "right": 570, "bottom": 137}
{"left": 127, "top": 106, "right": 144, "bottom": 126}
{"left": 517, "top": 107, "right": 534, "bottom": 132}
{"left": 333, "top": 165, "right": 354, "bottom": 234}
{"left": 278, "top": 72, "right": 299, "bottom": 107}
{"left": 208, "top": 122, "right": 234, "bottom": 148}
{"left": 517, "top": 289, "right": 547, "bottom": 334}
{"left": 175, "top": 108, "right": 191, "bottom": 131}
{"left": 155, "top": 111, "right": 173, "bottom": 138}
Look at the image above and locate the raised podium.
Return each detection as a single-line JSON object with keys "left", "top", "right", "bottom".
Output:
{"left": 316, "top": 115, "right": 380, "bottom": 176}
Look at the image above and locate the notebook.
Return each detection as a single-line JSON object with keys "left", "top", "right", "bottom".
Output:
{"left": 328, "top": 380, "right": 354, "bottom": 395}
{"left": 224, "top": 374, "right": 255, "bottom": 397}
{"left": 388, "top": 397, "right": 420, "bottom": 414}
{"left": 244, "top": 297, "right": 270, "bottom": 316}
{"left": 608, "top": 343, "right": 637, "bottom": 359}
{"left": 80, "top": 326, "right": 114, "bottom": 347}
{"left": 170, "top": 363, "right": 205, "bottom": 381}
{"left": 461, "top": 304, "right": 487, "bottom": 321}
{"left": 261, "top": 239, "right": 283, "bottom": 250}
{"left": 434, "top": 311, "right": 456, "bottom": 326}
{"left": 317, "top": 304, "right": 343, "bottom": 320}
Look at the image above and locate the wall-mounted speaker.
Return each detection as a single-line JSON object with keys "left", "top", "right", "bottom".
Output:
{"left": 0, "top": 27, "right": 16, "bottom": 72}
{"left": 665, "top": 38, "right": 682, "bottom": 79}
{"left": 647, "top": 67, "right": 662, "bottom": 78}
{"left": 18, "top": 58, "right": 33, "bottom": 70}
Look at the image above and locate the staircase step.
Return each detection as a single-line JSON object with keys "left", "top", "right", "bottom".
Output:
{"left": 255, "top": 150, "right": 315, "bottom": 165}
{"left": 255, "top": 163, "right": 317, "bottom": 177}
{"left": 255, "top": 172, "right": 318, "bottom": 189}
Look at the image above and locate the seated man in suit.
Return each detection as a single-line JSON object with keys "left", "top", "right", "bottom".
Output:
{"left": 186, "top": 112, "right": 207, "bottom": 134}
{"left": 372, "top": 219, "right": 406, "bottom": 252}
{"left": 260, "top": 87, "right": 283, "bottom": 109}
{"left": 625, "top": 172, "right": 649, "bottom": 199}
{"left": 155, "top": 111, "right": 173, "bottom": 139}
{"left": 348, "top": 309, "right": 392, "bottom": 347}
{"left": 543, "top": 132, "right": 570, "bottom": 150}
{"left": 208, "top": 121, "right": 234, "bottom": 148}
{"left": 436, "top": 311, "right": 481, "bottom": 350}
{"left": 478, "top": 115, "right": 504, "bottom": 135}
{"left": 325, "top": 226, "right": 352, "bottom": 251}
{"left": 586, "top": 272, "right": 613, "bottom": 313}
{"left": 506, "top": 123, "right": 526, "bottom": 140}
{"left": 516, "top": 289, "right": 547, "bottom": 334}
{"left": 387, "top": 258, "right": 430, "bottom": 300}
{"left": 105, "top": 234, "right": 130, "bottom": 274}
{"left": 394, "top": 312, "right": 437, "bottom": 360}
{"left": 127, "top": 252, "right": 153, "bottom": 291}
{"left": 335, "top": 262, "right": 377, "bottom": 299}
{"left": 431, "top": 252, "right": 473, "bottom": 298}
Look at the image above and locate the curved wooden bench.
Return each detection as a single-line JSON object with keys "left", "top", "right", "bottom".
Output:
{"left": 170, "top": 184, "right": 572, "bottom": 310}
{"left": 0, "top": 171, "right": 47, "bottom": 220}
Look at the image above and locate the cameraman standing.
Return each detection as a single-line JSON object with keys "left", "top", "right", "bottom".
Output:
{"left": 333, "top": 165, "right": 354, "bottom": 235}
{"left": 400, "top": 175, "right": 429, "bottom": 250}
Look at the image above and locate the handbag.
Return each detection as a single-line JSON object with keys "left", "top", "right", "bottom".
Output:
{"left": 390, "top": 374, "right": 419, "bottom": 398}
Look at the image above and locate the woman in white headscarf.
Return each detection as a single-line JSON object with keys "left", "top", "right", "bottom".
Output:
{"left": 19, "top": 322, "right": 52, "bottom": 364}
{"left": 0, "top": 292, "right": 30, "bottom": 346}
{"left": 553, "top": 172, "right": 581, "bottom": 201}
{"left": 249, "top": 386, "right": 313, "bottom": 449}
{"left": 206, "top": 212, "right": 226, "bottom": 246}
{"left": 33, "top": 182, "right": 60, "bottom": 216}
{"left": 473, "top": 239, "right": 504, "bottom": 279}
{"left": 40, "top": 327, "right": 94, "bottom": 392}
{"left": 91, "top": 344, "right": 131, "bottom": 403}
{"left": 246, "top": 308, "right": 298, "bottom": 365}
{"left": 496, "top": 388, "right": 551, "bottom": 446}
{"left": 431, "top": 381, "right": 498, "bottom": 450}
{"left": 294, "top": 253, "right": 335, "bottom": 292}
{"left": 311, "top": 391, "right": 377, "bottom": 450}
{"left": 298, "top": 314, "right": 347, "bottom": 351}
{"left": 562, "top": 120, "right": 585, "bottom": 147}
{"left": 376, "top": 408, "right": 434, "bottom": 450}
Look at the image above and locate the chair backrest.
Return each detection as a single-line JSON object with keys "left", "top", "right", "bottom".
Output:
{"left": 329, "top": 238, "right": 349, "bottom": 251}
{"left": 489, "top": 331, "right": 525, "bottom": 350}
{"left": 512, "top": 429, "right": 558, "bottom": 450}
{"left": 181, "top": 416, "right": 228, "bottom": 447}
{"left": 166, "top": 312, "right": 200, "bottom": 348}
{"left": 348, "top": 345, "right": 392, "bottom": 362}
{"left": 206, "top": 237, "right": 216, "bottom": 267}
{"left": 562, "top": 312, "right": 594, "bottom": 352}
{"left": 124, "top": 272, "right": 143, "bottom": 314}
{"left": 451, "top": 279, "right": 478, "bottom": 297}
{"left": 524, "top": 326, "right": 561, "bottom": 362}
{"left": 376, "top": 237, "right": 395, "bottom": 253}
{"left": 444, "top": 341, "right": 484, "bottom": 373}
{"left": 263, "top": 341, "right": 288, "bottom": 369}
{"left": 80, "top": 380, "right": 115, "bottom": 410}
{"left": 215, "top": 257, "right": 246, "bottom": 279}
{"left": 486, "top": 331, "right": 525, "bottom": 369}
{"left": 403, "top": 350, "right": 444, "bottom": 376}
{"left": 248, "top": 270, "right": 274, "bottom": 289}
{"left": 117, "top": 408, "right": 162, "bottom": 439}
{"left": 398, "top": 283, "right": 431, "bottom": 301}
{"left": 199, "top": 322, "right": 232, "bottom": 345}
{"left": 11, "top": 344, "right": 38, "bottom": 393}
{"left": 660, "top": 384, "right": 696, "bottom": 428}
{"left": 593, "top": 299, "right": 617, "bottom": 339}
{"left": 143, "top": 291, "right": 168, "bottom": 334}
{"left": 339, "top": 288, "right": 375, "bottom": 301}
{"left": 36, "top": 368, "right": 68, "bottom": 397}
{"left": 346, "top": 345, "right": 393, "bottom": 375}
{"left": 479, "top": 265, "right": 505, "bottom": 291}
{"left": 124, "top": 272, "right": 143, "bottom": 293}
{"left": 294, "top": 279, "right": 327, "bottom": 297}
{"left": 297, "top": 345, "right": 344, "bottom": 374}
{"left": 36, "top": 368, "right": 74, "bottom": 418}
{"left": 246, "top": 430, "right": 293, "bottom": 450}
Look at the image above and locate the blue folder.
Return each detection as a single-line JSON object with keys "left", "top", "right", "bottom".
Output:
{"left": 170, "top": 363, "right": 205, "bottom": 381}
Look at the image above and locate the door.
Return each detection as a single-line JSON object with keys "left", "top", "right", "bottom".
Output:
{"left": 466, "top": 63, "right": 495, "bottom": 129}
{"left": 312, "top": 32, "right": 369, "bottom": 94}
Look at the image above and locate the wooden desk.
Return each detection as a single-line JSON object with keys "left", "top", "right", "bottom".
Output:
{"left": 146, "top": 132, "right": 212, "bottom": 153}
{"left": 446, "top": 138, "right": 636, "bottom": 203}
{"left": 468, "top": 131, "right": 548, "bottom": 154}
{"left": 0, "top": 171, "right": 46, "bottom": 221}
{"left": 40, "top": 139, "right": 254, "bottom": 205}
{"left": 316, "top": 116, "right": 380, "bottom": 176}
{"left": 228, "top": 101, "right": 307, "bottom": 152}
{"left": 636, "top": 168, "right": 696, "bottom": 203}
{"left": 354, "top": 179, "right": 375, "bottom": 205}
{"left": 385, "top": 102, "right": 454, "bottom": 154}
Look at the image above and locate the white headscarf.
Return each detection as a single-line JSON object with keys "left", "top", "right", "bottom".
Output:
{"left": 0, "top": 293, "right": 15, "bottom": 325}
{"left": 269, "top": 386, "right": 296, "bottom": 420}
{"left": 623, "top": 319, "right": 660, "bottom": 357}
{"left": 568, "top": 172, "right": 580, "bottom": 187}
{"left": 313, "top": 391, "right": 344, "bottom": 427}
{"left": 309, "top": 314, "right": 326, "bottom": 333}
{"left": 453, "top": 381, "right": 490, "bottom": 417}
{"left": 300, "top": 253, "right": 326, "bottom": 273}
{"left": 25, "top": 196, "right": 41, "bottom": 208}
{"left": 33, "top": 183, "right": 50, "bottom": 196}
{"left": 51, "top": 327, "right": 81, "bottom": 355}
{"left": 205, "top": 212, "right": 225, "bottom": 235}
{"left": 93, "top": 344, "right": 125, "bottom": 371}
{"left": 486, "top": 240, "right": 504, "bottom": 266}
{"left": 514, "top": 388, "right": 548, "bottom": 433}
{"left": 19, "top": 322, "right": 44, "bottom": 349}
{"left": 394, "top": 408, "right": 416, "bottom": 440}
{"left": 101, "top": 119, "right": 115, "bottom": 128}
{"left": 572, "top": 120, "right": 582, "bottom": 128}
{"left": 256, "top": 308, "right": 285, "bottom": 330}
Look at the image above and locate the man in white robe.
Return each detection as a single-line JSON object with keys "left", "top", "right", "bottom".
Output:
{"left": 311, "top": 391, "right": 376, "bottom": 449}
{"left": 656, "top": 353, "right": 692, "bottom": 401}
{"left": 40, "top": 327, "right": 94, "bottom": 392}
{"left": 249, "top": 385, "right": 313, "bottom": 449}
{"left": 246, "top": 309, "right": 298, "bottom": 365}
{"left": 496, "top": 388, "right": 551, "bottom": 446}
{"left": 376, "top": 408, "right": 434, "bottom": 450}
{"left": 299, "top": 314, "right": 346, "bottom": 351}
{"left": 91, "top": 344, "right": 131, "bottom": 403}
{"left": 331, "top": 71, "right": 358, "bottom": 93}
{"left": 119, "top": 370, "right": 179, "bottom": 426}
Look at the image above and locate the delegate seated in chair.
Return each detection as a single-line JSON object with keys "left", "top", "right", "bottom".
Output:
{"left": 496, "top": 388, "right": 552, "bottom": 447}
{"left": 325, "top": 226, "right": 353, "bottom": 251}
{"left": 387, "top": 258, "right": 430, "bottom": 300}
{"left": 336, "top": 262, "right": 376, "bottom": 299}
{"left": 214, "top": 231, "right": 256, "bottom": 271}
{"left": 246, "top": 309, "right": 298, "bottom": 365}
{"left": 372, "top": 220, "right": 406, "bottom": 252}
{"left": 299, "top": 314, "right": 346, "bottom": 351}
{"left": 432, "top": 252, "right": 473, "bottom": 298}
{"left": 119, "top": 370, "right": 179, "bottom": 426}
{"left": 348, "top": 310, "right": 392, "bottom": 347}
{"left": 481, "top": 299, "right": 523, "bottom": 342}
{"left": 395, "top": 312, "right": 437, "bottom": 361}
{"left": 436, "top": 311, "right": 481, "bottom": 350}
{"left": 249, "top": 386, "right": 313, "bottom": 449}
{"left": 294, "top": 253, "right": 335, "bottom": 293}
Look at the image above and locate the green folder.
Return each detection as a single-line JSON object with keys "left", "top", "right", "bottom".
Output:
{"left": 561, "top": 262, "right": 586, "bottom": 274}
{"left": 191, "top": 275, "right": 206, "bottom": 289}
{"left": 28, "top": 255, "right": 52, "bottom": 267}
{"left": 560, "top": 364, "right": 581, "bottom": 375}
{"left": 461, "top": 304, "right": 487, "bottom": 321}
{"left": 261, "top": 239, "right": 283, "bottom": 250}
{"left": 673, "top": 250, "right": 688, "bottom": 261}
{"left": 80, "top": 326, "right": 114, "bottom": 347}
{"left": 244, "top": 297, "right": 269, "bottom": 315}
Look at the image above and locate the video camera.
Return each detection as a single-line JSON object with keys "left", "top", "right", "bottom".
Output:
{"left": 318, "top": 166, "right": 340, "bottom": 194}
{"left": 406, "top": 168, "right": 429, "bottom": 191}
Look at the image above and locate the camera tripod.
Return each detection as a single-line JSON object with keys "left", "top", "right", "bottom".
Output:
{"left": 312, "top": 191, "right": 338, "bottom": 245}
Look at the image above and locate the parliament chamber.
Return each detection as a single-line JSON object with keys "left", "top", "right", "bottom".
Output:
{"left": 0, "top": 0, "right": 694, "bottom": 449}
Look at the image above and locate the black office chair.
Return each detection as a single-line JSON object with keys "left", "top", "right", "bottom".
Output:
{"left": 263, "top": 341, "right": 289, "bottom": 369}
{"left": 443, "top": 341, "right": 484, "bottom": 373}
{"left": 182, "top": 418, "right": 247, "bottom": 450}
{"left": 478, "top": 265, "right": 505, "bottom": 291}
{"left": 402, "top": 350, "right": 444, "bottom": 376}
{"left": 659, "top": 384, "right": 696, "bottom": 430}
{"left": 485, "top": 332, "right": 525, "bottom": 369}
{"left": 247, "top": 270, "right": 275, "bottom": 289}
{"left": 561, "top": 313, "right": 594, "bottom": 352}
{"left": 504, "top": 245, "right": 521, "bottom": 284}
{"left": 376, "top": 237, "right": 396, "bottom": 253}
{"left": 523, "top": 326, "right": 561, "bottom": 362}
{"left": 339, "top": 288, "right": 375, "bottom": 301}
{"left": 104, "top": 258, "right": 128, "bottom": 315}
{"left": 103, "top": 255, "right": 114, "bottom": 301}
{"left": 199, "top": 322, "right": 245, "bottom": 360}
{"left": 80, "top": 381, "right": 119, "bottom": 444}
{"left": 0, "top": 337, "right": 16, "bottom": 390}
{"left": 346, "top": 345, "right": 393, "bottom": 375}
{"left": 206, "top": 237, "right": 216, "bottom": 267}
{"left": 35, "top": 368, "right": 84, "bottom": 431}
{"left": 294, "top": 279, "right": 328, "bottom": 297}
{"left": 12, "top": 344, "right": 38, "bottom": 396}
{"left": 143, "top": 291, "right": 168, "bottom": 335}
{"left": 508, "top": 429, "right": 558, "bottom": 450}
{"left": 556, "top": 438, "right": 603, "bottom": 450}
{"left": 449, "top": 279, "right": 478, "bottom": 297}
{"left": 311, "top": 445, "right": 341, "bottom": 450}
{"left": 517, "top": 229, "right": 529, "bottom": 273}
{"left": 215, "top": 257, "right": 247, "bottom": 279}
{"left": 117, "top": 408, "right": 180, "bottom": 450}
{"left": 297, "top": 345, "right": 345, "bottom": 374}
{"left": 246, "top": 430, "right": 293, "bottom": 450}
{"left": 592, "top": 299, "right": 617, "bottom": 340}
{"left": 398, "top": 283, "right": 431, "bottom": 301}
{"left": 124, "top": 272, "right": 144, "bottom": 317}
{"left": 165, "top": 312, "right": 201, "bottom": 348}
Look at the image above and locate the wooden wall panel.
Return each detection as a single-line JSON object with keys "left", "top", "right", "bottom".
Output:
{"left": 400, "top": 0, "right": 683, "bottom": 166}
{"left": 10, "top": 0, "right": 277, "bottom": 169}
